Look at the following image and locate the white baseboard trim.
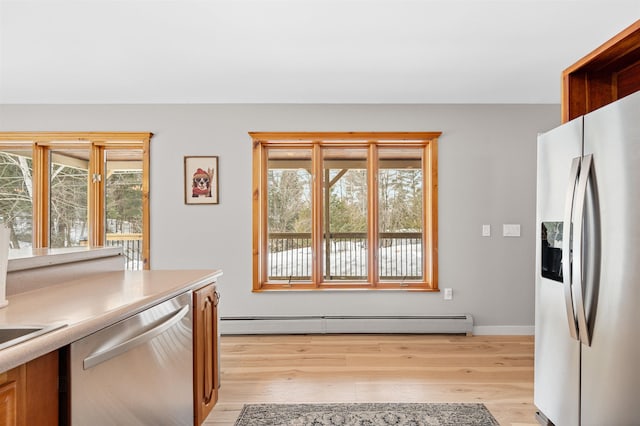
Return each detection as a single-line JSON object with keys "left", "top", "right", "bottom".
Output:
{"left": 472, "top": 325, "right": 534, "bottom": 335}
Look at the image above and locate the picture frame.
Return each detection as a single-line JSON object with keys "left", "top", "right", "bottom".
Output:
{"left": 184, "top": 156, "right": 219, "bottom": 204}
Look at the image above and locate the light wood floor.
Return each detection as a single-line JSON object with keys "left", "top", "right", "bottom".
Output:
{"left": 205, "top": 334, "right": 537, "bottom": 426}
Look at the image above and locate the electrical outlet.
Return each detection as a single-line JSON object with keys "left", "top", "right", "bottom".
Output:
{"left": 482, "top": 224, "right": 491, "bottom": 237}
{"left": 444, "top": 288, "right": 453, "bottom": 300}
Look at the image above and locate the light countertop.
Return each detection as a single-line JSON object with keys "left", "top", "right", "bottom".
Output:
{"left": 0, "top": 269, "right": 222, "bottom": 372}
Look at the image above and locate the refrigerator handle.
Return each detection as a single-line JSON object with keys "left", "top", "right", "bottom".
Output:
{"left": 562, "top": 156, "right": 581, "bottom": 340}
{"left": 572, "top": 154, "right": 593, "bottom": 346}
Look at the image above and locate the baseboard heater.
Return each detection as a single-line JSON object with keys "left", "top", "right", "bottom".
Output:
{"left": 219, "top": 314, "right": 473, "bottom": 335}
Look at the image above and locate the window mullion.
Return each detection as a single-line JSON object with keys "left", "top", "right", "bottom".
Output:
{"left": 312, "top": 143, "right": 323, "bottom": 287}
{"left": 141, "top": 137, "right": 151, "bottom": 269}
{"left": 368, "top": 143, "right": 379, "bottom": 287}
{"left": 32, "top": 144, "right": 49, "bottom": 248}
{"left": 88, "top": 144, "right": 105, "bottom": 247}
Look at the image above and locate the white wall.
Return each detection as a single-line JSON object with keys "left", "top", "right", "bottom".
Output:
{"left": 0, "top": 103, "right": 560, "bottom": 332}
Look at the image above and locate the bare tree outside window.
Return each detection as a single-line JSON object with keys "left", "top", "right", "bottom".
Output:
{"left": 267, "top": 149, "right": 312, "bottom": 281}
{"left": 49, "top": 150, "right": 89, "bottom": 248}
{"left": 0, "top": 150, "right": 33, "bottom": 250}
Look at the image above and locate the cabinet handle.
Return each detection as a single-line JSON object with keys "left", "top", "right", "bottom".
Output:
{"left": 203, "top": 296, "right": 214, "bottom": 404}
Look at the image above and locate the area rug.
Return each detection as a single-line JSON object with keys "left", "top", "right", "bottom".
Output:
{"left": 234, "top": 403, "right": 499, "bottom": 426}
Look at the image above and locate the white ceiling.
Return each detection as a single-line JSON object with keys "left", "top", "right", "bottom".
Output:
{"left": 0, "top": 0, "right": 638, "bottom": 104}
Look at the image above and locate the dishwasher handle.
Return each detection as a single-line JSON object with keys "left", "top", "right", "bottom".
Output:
{"left": 83, "top": 304, "right": 190, "bottom": 370}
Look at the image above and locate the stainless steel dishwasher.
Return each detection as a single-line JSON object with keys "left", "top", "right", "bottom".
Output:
{"left": 70, "top": 292, "right": 193, "bottom": 425}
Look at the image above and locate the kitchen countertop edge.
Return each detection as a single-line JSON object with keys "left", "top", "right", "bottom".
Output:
{"left": 0, "top": 269, "right": 223, "bottom": 373}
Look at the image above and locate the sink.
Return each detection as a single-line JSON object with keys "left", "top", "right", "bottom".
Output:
{"left": 0, "top": 324, "right": 66, "bottom": 351}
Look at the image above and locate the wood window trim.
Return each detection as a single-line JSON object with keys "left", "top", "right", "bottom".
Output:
{"left": 251, "top": 131, "right": 441, "bottom": 292}
{"left": 0, "top": 132, "right": 152, "bottom": 269}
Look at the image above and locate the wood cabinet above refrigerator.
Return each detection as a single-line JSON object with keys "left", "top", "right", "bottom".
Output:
{"left": 562, "top": 19, "right": 640, "bottom": 123}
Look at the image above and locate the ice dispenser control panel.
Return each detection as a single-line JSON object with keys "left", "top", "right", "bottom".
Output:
{"left": 541, "top": 222, "right": 563, "bottom": 282}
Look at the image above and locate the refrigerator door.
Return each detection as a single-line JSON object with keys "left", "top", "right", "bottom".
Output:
{"left": 534, "top": 117, "right": 582, "bottom": 426}
{"left": 580, "top": 91, "right": 640, "bottom": 426}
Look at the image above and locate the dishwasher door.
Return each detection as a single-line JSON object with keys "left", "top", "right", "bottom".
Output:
{"left": 70, "top": 292, "right": 193, "bottom": 425}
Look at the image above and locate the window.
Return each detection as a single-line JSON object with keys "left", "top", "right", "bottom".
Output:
{"left": 251, "top": 132, "right": 440, "bottom": 291}
{"left": 48, "top": 147, "right": 89, "bottom": 248}
{"left": 0, "top": 132, "right": 152, "bottom": 270}
{"left": 0, "top": 147, "right": 33, "bottom": 250}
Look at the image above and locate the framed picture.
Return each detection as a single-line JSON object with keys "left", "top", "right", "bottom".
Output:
{"left": 184, "top": 156, "right": 219, "bottom": 204}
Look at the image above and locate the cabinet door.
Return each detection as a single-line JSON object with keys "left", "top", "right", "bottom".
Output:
{"left": 0, "top": 365, "right": 26, "bottom": 426}
{"left": 193, "top": 284, "right": 219, "bottom": 425}
{"left": 25, "top": 351, "right": 59, "bottom": 426}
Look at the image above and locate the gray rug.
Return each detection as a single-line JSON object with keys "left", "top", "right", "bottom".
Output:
{"left": 234, "top": 403, "right": 499, "bottom": 426}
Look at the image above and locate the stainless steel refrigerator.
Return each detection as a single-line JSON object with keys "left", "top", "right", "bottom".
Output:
{"left": 535, "top": 90, "right": 640, "bottom": 426}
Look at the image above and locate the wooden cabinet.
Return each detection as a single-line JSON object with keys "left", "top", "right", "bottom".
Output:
{"left": 0, "top": 365, "right": 26, "bottom": 426}
{"left": 562, "top": 19, "right": 640, "bottom": 123}
{"left": 193, "top": 283, "right": 220, "bottom": 425}
{"left": 0, "top": 351, "right": 58, "bottom": 426}
{"left": 25, "top": 351, "right": 59, "bottom": 426}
